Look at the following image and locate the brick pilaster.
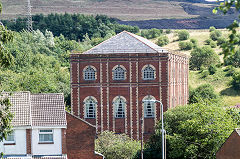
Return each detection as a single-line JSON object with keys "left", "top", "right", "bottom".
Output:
{"left": 26, "top": 129, "right": 32, "bottom": 154}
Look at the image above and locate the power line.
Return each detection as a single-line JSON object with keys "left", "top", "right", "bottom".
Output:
{"left": 26, "top": 0, "right": 33, "bottom": 32}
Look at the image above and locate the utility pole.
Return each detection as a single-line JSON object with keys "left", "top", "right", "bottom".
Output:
{"left": 26, "top": 0, "right": 33, "bottom": 32}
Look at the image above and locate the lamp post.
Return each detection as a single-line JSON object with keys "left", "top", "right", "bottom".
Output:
{"left": 142, "top": 99, "right": 165, "bottom": 159}
{"left": 140, "top": 117, "right": 144, "bottom": 159}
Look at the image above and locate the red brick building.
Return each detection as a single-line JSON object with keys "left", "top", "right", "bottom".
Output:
{"left": 70, "top": 31, "right": 189, "bottom": 140}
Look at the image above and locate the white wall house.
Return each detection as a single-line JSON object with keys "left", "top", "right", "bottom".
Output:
{"left": 0, "top": 92, "right": 67, "bottom": 159}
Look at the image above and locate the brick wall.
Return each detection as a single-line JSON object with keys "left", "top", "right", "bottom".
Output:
{"left": 26, "top": 129, "right": 31, "bottom": 154}
{"left": 66, "top": 112, "right": 102, "bottom": 159}
{"left": 70, "top": 52, "right": 189, "bottom": 140}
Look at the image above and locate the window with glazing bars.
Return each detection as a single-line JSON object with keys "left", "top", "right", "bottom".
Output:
{"left": 143, "top": 98, "right": 155, "bottom": 118}
{"left": 114, "top": 97, "right": 125, "bottom": 118}
{"left": 143, "top": 65, "right": 155, "bottom": 80}
{"left": 85, "top": 97, "right": 96, "bottom": 118}
{"left": 113, "top": 66, "right": 125, "bottom": 80}
{"left": 84, "top": 66, "right": 96, "bottom": 80}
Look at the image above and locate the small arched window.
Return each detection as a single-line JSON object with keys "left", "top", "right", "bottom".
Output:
{"left": 143, "top": 96, "right": 155, "bottom": 118}
{"left": 113, "top": 65, "right": 126, "bottom": 80}
{"left": 142, "top": 65, "right": 155, "bottom": 80}
{"left": 83, "top": 66, "right": 96, "bottom": 80}
{"left": 84, "top": 97, "right": 97, "bottom": 118}
{"left": 113, "top": 96, "right": 126, "bottom": 118}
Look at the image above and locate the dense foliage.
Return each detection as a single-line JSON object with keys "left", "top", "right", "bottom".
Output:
{"left": 0, "top": 30, "right": 83, "bottom": 106}
{"left": 190, "top": 46, "right": 220, "bottom": 70}
{"left": 3, "top": 13, "right": 139, "bottom": 41}
{"left": 156, "top": 35, "right": 169, "bottom": 47}
{"left": 179, "top": 41, "right": 193, "bottom": 50}
{"left": 95, "top": 131, "right": 141, "bottom": 159}
{"left": 144, "top": 101, "right": 239, "bottom": 159}
{"left": 140, "top": 28, "right": 163, "bottom": 39}
{"left": 230, "top": 71, "right": 240, "bottom": 90}
{"left": 189, "top": 84, "right": 219, "bottom": 104}
{"left": 177, "top": 30, "right": 190, "bottom": 41}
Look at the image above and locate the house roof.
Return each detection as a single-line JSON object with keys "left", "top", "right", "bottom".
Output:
{"left": 2, "top": 91, "right": 66, "bottom": 127}
{"left": 83, "top": 31, "right": 167, "bottom": 54}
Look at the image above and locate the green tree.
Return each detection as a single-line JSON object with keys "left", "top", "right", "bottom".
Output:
{"left": 190, "top": 46, "right": 220, "bottom": 70}
{"left": 179, "top": 41, "right": 193, "bottom": 50}
{"left": 157, "top": 35, "right": 169, "bottom": 47}
{"left": 189, "top": 84, "right": 219, "bottom": 104}
{"left": 177, "top": 30, "right": 190, "bottom": 41}
{"left": 144, "top": 102, "right": 239, "bottom": 159}
{"left": 210, "top": 30, "right": 222, "bottom": 41}
{"left": 95, "top": 131, "right": 141, "bottom": 159}
{"left": 230, "top": 71, "right": 240, "bottom": 90}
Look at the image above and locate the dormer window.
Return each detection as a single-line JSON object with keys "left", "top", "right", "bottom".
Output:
{"left": 113, "top": 65, "right": 126, "bottom": 80}
{"left": 83, "top": 66, "right": 96, "bottom": 81}
{"left": 142, "top": 65, "right": 156, "bottom": 80}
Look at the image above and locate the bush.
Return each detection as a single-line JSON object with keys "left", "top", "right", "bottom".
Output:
{"left": 177, "top": 30, "right": 190, "bottom": 41}
{"left": 208, "top": 64, "right": 217, "bottom": 75}
{"left": 210, "top": 41, "right": 217, "bottom": 48}
{"left": 204, "top": 38, "right": 213, "bottom": 45}
{"left": 156, "top": 35, "right": 169, "bottom": 47}
{"left": 224, "top": 65, "right": 236, "bottom": 76}
{"left": 141, "top": 28, "right": 163, "bottom": 39}
{"left": 179, "top": 41, "right": 193, "bottom": 50}
{"left": 95, "top": 131, "right": 141, "bottom": 159}
{"left": 190, "top": 38, "right": 198, "bottom": 48}
{"left": 230, "top": 72, "right": 240, "bottom": 90}
{"left": 209, "top": 26, "right": 216, "bottom": 32}
{"left": 189, "top": 84, "right": 219, "bottom": 103}
{"left": 165, "top": 29, "right": 171, "bottom": 34}
{"left": 217, "top": 36, "right": 226, "bottom": 46}
{"left": 224, "top": 49, "right": 240, "bottom": 67}
{"left": 210, "top": 30, "right": 222, "bottom": 41}
{"left": 190, "top": 46, "right": 220, "bottom": 70}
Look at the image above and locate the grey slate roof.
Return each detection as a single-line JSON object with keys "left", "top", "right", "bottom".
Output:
{"left": 83, "top": 31, "right": 167, "bottom": 54}
{"left": 3, "top": 92, "right": 66, "bottom": 127}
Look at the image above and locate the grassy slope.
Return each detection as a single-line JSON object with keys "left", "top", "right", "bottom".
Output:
{"left": 1, "top": 0, "right": 206, "bottom": 20}
{"left": 153, "top": 29, "right": 240, "bottom": 106}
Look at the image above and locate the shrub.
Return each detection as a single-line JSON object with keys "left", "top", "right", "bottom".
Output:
{"left": 224, "top": 65, "right": 236, "bottom": 76}
{"left": 217, "top": 36, "right": 226, "bottom": 46}
{"left": 189, "top": 84, "right": 219, "bottom": 103}
{"left": 165, "top": 29, "right": 171, "bottom": 34}
{"left": 179, "top": 41, "right": 193, "bottom": 50}
{"left": 177, "top": 30, "right": 190, "bottom": 41}
{"left": 209, "top": 26, "right": 216, "bottom": 32}
{"left": 230, "top": 72, "right": 240, "bottom": 90}
{"left": 224, "top": 49, "right": 240, "bottom": 67}
{"left": 95, "top": 131, "right": 141, "bottom": 159}
{"left": 210, "top": 30, "right": 222, "bottom": 41}
{"left": 141, "top": 28, "right": 163, "bottom": 39}
{"left": 190, "top": 46, "right": 220, "bottom": 70}
{"left": 208, "top": 64, "right": 217, "bottom": 75}
{"left": 210, "top": 41, "right": 217, "bottom": 48}
{"left": 156, "top": 35, "right": 169, "bottom": 47}
{"left": 190, "top": 38, "right": 198, "bottom": 48}
{"left": 204, "top": 38, "right": 213, "bottom": 45}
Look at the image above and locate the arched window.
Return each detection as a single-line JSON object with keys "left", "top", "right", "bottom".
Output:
{"left": 113, "top": 65, "right": 126, "bottom": 80}
{"left": 113, "top": 96, "right": 126, "bottom": 118}
{"left": 84, "top": 97, "right": 97, "bottom": 118}
{"left": 142, "top": 65, "right": 155, "bottom": 80}
{"left": 83, "top": 66, "right": 96, "bottom": 80}
{"left": 143, "top": 96, "right": 155, "bottom": 118}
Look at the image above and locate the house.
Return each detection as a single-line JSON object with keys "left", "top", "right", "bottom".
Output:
{"left": 70, "top": 31, "right": 189, "bottom": 140}
{"left": 216, "top": 128, "right": 240, "bottom": 159}
{"left": 0, "top": 91, "right": 103, "bottom": 159}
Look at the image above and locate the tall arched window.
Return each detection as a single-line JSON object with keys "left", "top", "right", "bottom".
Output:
{"left": 113, "top": 96, "right": 126, "bottom": 118}
{"left": 113, "top": 65, "right": 126, "bottom": 80}
{"left": 143, "top": 95, "right": 155, "bottom": 118}
{"left": 142, "top": 65, "right": 155, "bottom": 80}
{"left": 84, "top": 96, "right": 97, "bottom": 118}
{"left": 83, "top": 66, "right": 96, "bottom": 80}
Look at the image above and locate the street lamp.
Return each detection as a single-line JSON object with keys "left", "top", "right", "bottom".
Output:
{"left": 142, "top": 99, "right": 165, "bottom": 159}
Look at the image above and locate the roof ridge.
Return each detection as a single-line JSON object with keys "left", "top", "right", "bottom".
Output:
{"left": 125, "top": 31, "right": 159, "bottom": 52}
{"left": 82, "top": 31, "right": 125, "bottom": 54}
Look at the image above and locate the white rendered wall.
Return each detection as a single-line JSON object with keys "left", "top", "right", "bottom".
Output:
{"left": 0, "top": 129, "right": 27, "bottom": 155}
{"left": 32, "top": 128, "right": 62, "bottom": 155}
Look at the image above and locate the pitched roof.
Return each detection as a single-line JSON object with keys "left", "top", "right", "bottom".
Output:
{"left": 83, "top": 31, "right": 167, "bottom": 54}
{"left": 2, "top": 92, "right": 66, "bottom": 127}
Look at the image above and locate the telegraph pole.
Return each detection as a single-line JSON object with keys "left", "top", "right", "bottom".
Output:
{"left": 26, "top": 0, "right": 33, "bottom": 32}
